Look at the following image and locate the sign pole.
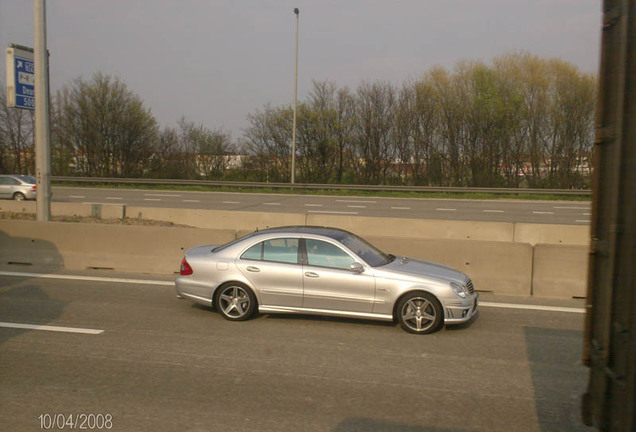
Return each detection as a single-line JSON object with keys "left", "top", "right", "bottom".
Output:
{"left": 34, "top": 0, "right": 51, "bottom": 221}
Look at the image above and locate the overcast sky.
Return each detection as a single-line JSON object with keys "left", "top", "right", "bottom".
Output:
{"left": 1, "top": 0, "right": 601, "bottom": 138}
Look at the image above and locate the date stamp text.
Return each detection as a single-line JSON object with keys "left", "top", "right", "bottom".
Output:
{"left": 39, "top": 413, "right": 113, "bottom": 430}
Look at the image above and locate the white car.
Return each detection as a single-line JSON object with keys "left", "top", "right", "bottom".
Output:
{"left": 0, "top": 175, "right": 37, "bottom": 201}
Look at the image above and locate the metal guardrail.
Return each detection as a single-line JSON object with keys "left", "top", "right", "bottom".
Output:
{"left": 51, "top": 176, "right": 592, "bottom": 197}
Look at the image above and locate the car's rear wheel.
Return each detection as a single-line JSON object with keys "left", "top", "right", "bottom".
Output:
{"left": 13, "top": 192, "right": 25, "bottom": 201}
{"left": 215, "top": 283, "right": 257, "bottom": 321}
{"left": 397, "top": 291, "right": 443, "bottom": 334}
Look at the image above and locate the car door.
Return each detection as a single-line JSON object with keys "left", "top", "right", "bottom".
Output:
{"left": 0, "top": 176, "right": 14, "bottom": 198}
{"left": 235, "top": 237, "right": 303, "bottom": 307}
{"left": 301, "top": 238, "right": 375, "bottom": 313}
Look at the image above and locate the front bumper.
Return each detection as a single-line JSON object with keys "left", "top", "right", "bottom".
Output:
{"left": 444, "top": 293, "right": 479, "bottom": 324}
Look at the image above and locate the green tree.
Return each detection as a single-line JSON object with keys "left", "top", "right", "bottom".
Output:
{"left": 54, "top": 72, "right": 157, "bottom": 177}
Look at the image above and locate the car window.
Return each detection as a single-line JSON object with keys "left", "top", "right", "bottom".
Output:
{"left": 338, "top": 233, "right": 392, "bottom": 267}
{"left": 15, "top": 175, "right": 36, "bottom": 184}
{"left": 241, "top": 242, "right": 262, "bottom": 260}
{"left": 241, "top": 238, "right": 299, "bottom": 264}
{"left": 305, "top": 239, "right": 355, "bottom": 270}
{"left": 0, "top": 177, "right": 19, "bottom": 186}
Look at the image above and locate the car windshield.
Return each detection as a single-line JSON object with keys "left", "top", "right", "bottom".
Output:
{"left": 337, "top": 232, "right": 393, "bottom": 267}
{"left": 15, "top": 175, "right": 36, "bottom": 184}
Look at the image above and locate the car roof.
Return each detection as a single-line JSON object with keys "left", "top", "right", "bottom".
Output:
{"left": 1, "top": 174, "right": 34, "bottom": 181}
{"left": 252, "top": 225, "right": 354, "bottom": 241}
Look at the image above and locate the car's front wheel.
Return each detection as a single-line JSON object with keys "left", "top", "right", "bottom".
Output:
{"left": 215, "top": 282, "right": 257, "bottom": 321}
{"left": 13, "top": 192, "right": 26, "bottom": 201}
{"left": 396, "top": 291, "right": 443, "bottom": 334}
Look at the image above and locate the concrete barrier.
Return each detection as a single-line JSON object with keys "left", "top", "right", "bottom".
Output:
{"left": 514, "top": 223, "right": 590, "bottom": 246}
{"left": 0, "top": 219, "right": 235, "bottom": 275}
{"left": 0, "top": 201, "right": 127, "bottom": 219}
{"left": 532, "top": 244, "right": 589, "bottom": 298}
{"left": 0, "top": 219, "right": 590, "bottom": 298}
{"left": 366, "top": 236, "right": 533, "bottom": 296}
{"left": 0, "top": 200, "right": 36, "bottom": 214}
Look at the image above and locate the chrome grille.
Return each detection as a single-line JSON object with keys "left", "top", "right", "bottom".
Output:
{"left": 465, "top": 278, "right": 475, "bottom": 294}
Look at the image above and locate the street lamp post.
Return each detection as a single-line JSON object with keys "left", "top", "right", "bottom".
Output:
{"left": 291, "top": 7, "right": 299, "bottom": 184}
{"left": 34, "top": 0, "right": 51, "bottom": 221}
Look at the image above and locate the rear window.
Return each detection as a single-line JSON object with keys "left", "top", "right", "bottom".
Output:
{"left": 15, "top": 175, "right": 36, "bottom": 184}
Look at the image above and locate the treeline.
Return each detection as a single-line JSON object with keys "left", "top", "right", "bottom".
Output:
{"left": 0, "top": 52, "right": 597, "bottom": 188}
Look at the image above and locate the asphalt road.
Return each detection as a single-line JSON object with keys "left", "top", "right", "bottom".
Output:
{"left": 51, "top": 186, "right": 592, "bottom": 225}
{"left": 0, "top": 270, "right": 593, "bottom": 432}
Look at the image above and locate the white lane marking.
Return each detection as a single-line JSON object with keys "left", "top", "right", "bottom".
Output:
{"left": 222, "top": 201, "right": 240, "bottom": 204}
{"left": 0, "top": 271, "right": 174, "bottom": 286}
{"left": 144, "top": 193, "right": 181, "bottom": 197}
{"left": 336, "top": 200, "right": 377, "bottom": 204}
{"left": 436, "top": 208, "right": 456, "bottom": 211}
{"left": 583, "top": 212, "right": 591, "bottom": 216}
{"left": 391, "top": 207, "right": 411, "bottom": 210}
{"left": 307, "top": 210, "right": 358, "bottom": 215}
{"left": 0, "top": 322, "right": 104, "bottom": 335}
{"left": 479, "top": 302, "right": 585, "bottom": 314}
{"left": 106, "top": 197, "right": 123, "bottom": 200}
{"left": 69, "top": 195, "right": 85, "bottom": 199}
{"left": 82, "top": 202, "right": 127, "bottom": 206}
{"left": 483, "top": 210, "right": 504, "bottom": 213}
{"left": 182, "top": 199, "right": 201, "bottom": 203}
{"left": 304, "top": 204, "right": 323, "bottom": 207}
{"left": 533, "top": 211, "right": 554, "bottom": 215}
{"left": 263, "top": 202, "right": 281, "bottom": 206}
{"left": 347, "top": 205, "right": 366, "bottom": 209}
{"left": 144, "top": 198, "right": 161, "bottom": 201}
{"left": 576, "top": 220, "right": 591, "bottom": 223}
{"left": 553, "top": 206, "right": 590, "bottom": 210}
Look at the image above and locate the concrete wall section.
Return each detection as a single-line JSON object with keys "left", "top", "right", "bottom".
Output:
{"left": 514, "top": 223, "right": 590, "bottom": 246}
{"left": 532, "top": 244, "right": 589, "bottom": 298}
{"left": 0, "top": 220, "right": 235, "bottom": 275}
{"left": 0, "top": 200, "right": 36, "bottom": 214}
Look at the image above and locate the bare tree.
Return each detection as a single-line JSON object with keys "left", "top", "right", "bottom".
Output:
{"left": 0, "top": 88, "right": 35, "bottom": 174}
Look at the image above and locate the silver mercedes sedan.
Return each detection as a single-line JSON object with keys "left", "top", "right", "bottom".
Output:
{"left": 175, "top": 226, "right": 478, "bottom": 334}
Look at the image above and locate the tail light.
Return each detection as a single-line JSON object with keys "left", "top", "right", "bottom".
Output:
{"left": 31, "top": 185, "right": 37, "bottom": 191}
{"left": 180, "top": 257, "right": 193, "bottom": 276}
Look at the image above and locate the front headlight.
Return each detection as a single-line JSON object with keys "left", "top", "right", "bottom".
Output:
{"left": 450, "top": 282, "right": 467, "bottom": 298}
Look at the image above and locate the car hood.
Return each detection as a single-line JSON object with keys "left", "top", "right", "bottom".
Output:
{"left": 380, "top": 257, "right": 466, "bottom": 284}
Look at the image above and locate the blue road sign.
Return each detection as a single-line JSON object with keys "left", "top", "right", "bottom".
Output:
{"left": 13, "top": 55, "right": 35, "bottom": 109}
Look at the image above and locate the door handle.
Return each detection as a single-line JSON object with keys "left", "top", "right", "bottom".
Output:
{"left": 246, "top": 266, "right": 260, "bottom": 272}
{"left": 305, "top": 272, "right": 319, "bottom": 278}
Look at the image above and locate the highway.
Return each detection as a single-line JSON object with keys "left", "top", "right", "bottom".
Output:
{"left": 0, "top": 270, "right": 592, "bottom": 432}
{"left": 52, "top": 186, "right": 592, "bottom": 225}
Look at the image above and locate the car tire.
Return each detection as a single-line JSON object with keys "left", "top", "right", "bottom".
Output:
{"left": 214, "top": 282, "right": 257, "bottom": 322}
{"left": 13, "top": 192, "right": 26, "bottom": 201}
{"left": 396, "top": 291, "right": 443, "bottom": 334}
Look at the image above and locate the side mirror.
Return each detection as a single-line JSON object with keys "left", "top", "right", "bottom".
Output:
{"left": 349, "top": 262, "right": 364, "bottom": 274}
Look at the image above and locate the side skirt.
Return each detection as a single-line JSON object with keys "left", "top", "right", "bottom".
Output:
{"left": 258, "top": 305, "right": 394, "bottom": 322}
